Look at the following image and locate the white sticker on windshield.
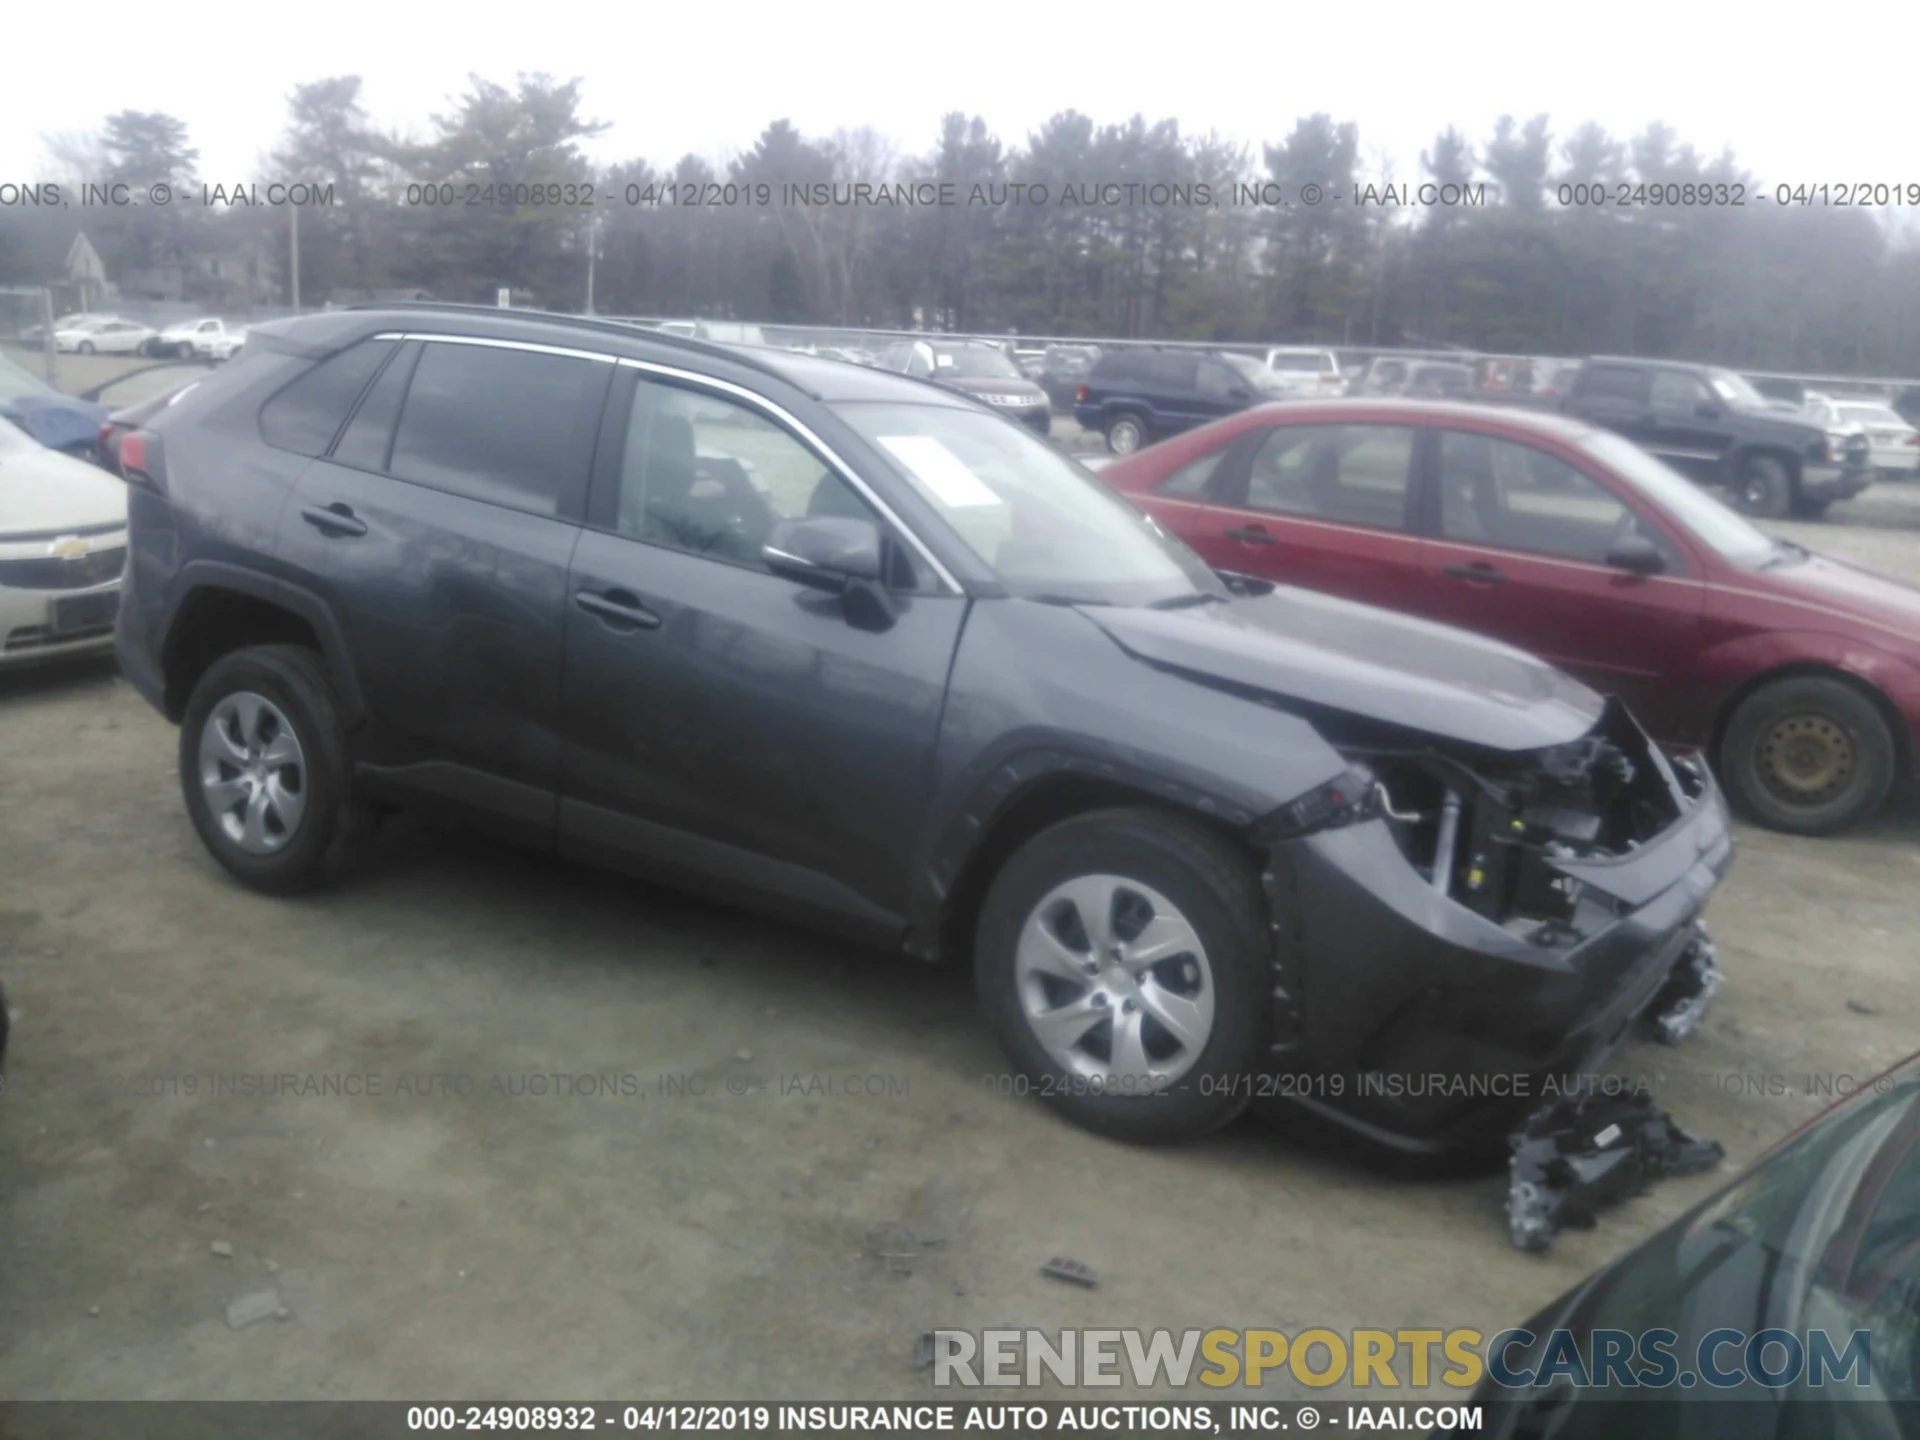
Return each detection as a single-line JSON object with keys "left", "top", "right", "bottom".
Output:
{"left": 877, "top": 435, "right": 1004, "bottom": 508}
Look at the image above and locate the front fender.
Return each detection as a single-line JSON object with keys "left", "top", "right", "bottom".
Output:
{"left": 1678, "top": 629, "right": 1920, "bottom": 754}
{"left": 907, "top": 598, "right": 1348, "bottom": 948}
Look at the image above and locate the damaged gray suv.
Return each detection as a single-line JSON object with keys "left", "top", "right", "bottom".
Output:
{"left": 115, "top": 304, "right": 1732, "bottom": 1151}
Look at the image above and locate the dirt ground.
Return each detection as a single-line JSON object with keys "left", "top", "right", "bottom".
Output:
{"left": 0, "top": 451, "right": 1917, "bottom": 1406}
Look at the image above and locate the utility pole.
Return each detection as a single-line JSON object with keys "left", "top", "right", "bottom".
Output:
{"left": 289, "top": 203, "right": 302, "bottom": 310}
{"left": 584, "top": 215, "right": 598, "bottom": 316}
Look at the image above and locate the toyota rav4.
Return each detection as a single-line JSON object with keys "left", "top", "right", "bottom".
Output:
{"left": 115, "top": 304, "right": 1732, "bottom": 1151}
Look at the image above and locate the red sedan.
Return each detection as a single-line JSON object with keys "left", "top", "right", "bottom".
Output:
{"left": 1099, "top": 399, "right": 1920, "bottom": 834}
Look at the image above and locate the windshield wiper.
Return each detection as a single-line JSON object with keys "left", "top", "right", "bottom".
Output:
{"left": 1147, "top": 591, "right": 1227, "bottom": 611}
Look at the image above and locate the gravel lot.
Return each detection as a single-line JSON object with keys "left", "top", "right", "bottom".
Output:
{"left": 0, "top": 383, "right": 1916, "bottom": 1404}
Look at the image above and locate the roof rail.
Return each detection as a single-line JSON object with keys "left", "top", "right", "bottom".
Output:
{"left": 345, "top": 301, "right": 806, "bottom": 389}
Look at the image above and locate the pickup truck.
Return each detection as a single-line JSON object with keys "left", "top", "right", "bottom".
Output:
{"left": 1561, "top": 357, "right": 1870, "bottom": 518}
{"left": 154, "top": 317, "right": 242, "bottom": 360}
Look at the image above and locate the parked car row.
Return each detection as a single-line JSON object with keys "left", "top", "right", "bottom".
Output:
{"left": 12, "top": 313, "right": 249, "bottom": 361}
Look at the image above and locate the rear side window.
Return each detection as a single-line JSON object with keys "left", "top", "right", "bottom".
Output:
{"left": 1096, "top": 352, "right": 1147, "bottom": 383}
{"left": 1578, "top": 365, "right": 1652, "bottom": 405}
{"left": 259, "top": 340, "right": 395, "bottom": 456}
{"left": 1150, "top": 354, "right": 1198, "bottom": 389}
{"left": 331, "top": 342, "right": 420, "bottom": 472}
{"left": 387, "top": 341, "right": 608, "bottom": 517}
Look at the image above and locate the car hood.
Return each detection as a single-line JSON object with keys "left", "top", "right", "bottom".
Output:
{"left": 940, "top": 377, "right": 1046, "bottom": 402}
{"left": 1746, "top": 551, "right": 1920, "bottom": 643}
{"left": 0, "top": 443, "right": 127, "bottom": 536}
{"left": 1082, "top": 585, "right": 1605, "bottom": 752}
{"left": 0, "top": 394, "right": 109, "bottom": 454}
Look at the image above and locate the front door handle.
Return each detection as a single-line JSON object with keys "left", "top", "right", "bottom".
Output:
{"left": 1443, "top": 561, "right": 1507, "bottom": 585}
{"left": 300, "top": 503, "right": 367, "bottom": 537}
{"left": 1223, "top": 523, "right": 1276, "bottom": 545}
{"left": 574, "top": 588, "right": 662, "bottom": 630}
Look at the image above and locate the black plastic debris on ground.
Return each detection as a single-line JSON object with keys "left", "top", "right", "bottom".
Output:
{"left": 1507, "top": 1090, "right": 1723, "bottom": 1252}
{"left": 1039, "top": 1256, "right": 1099, "bottom": 1288}
{"left": 1644, "top": 922, "right": 1721, "bottom": 1046}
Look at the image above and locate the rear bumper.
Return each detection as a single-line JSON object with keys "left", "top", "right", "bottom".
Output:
{"left": 1800, "top": 461, "right": 1872, "bottom": 500}
{"left": 1265, "top": 763, "right": 1733, "bottom": 1153}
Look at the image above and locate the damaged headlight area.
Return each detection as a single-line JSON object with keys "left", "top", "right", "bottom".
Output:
{"left": 1251, "top": 698, "right": 1734, "bottom": 1193}
{"left": 1341, "top": 701, "right": 1700, "bottom": 949}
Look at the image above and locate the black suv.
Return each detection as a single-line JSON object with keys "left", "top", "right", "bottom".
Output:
{"left": 1562, "top": 358, "right": 1871, "bottom": 518}
{"left": 115, "top": 304, "right": 1731, "bottom": 1151}
{"left": 1073, "top": 348, "right": 1286, "bottom": 455}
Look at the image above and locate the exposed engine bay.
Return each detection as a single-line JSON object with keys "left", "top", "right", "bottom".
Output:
{"left": 1345, "top": 701, "right": 1710, "bottom": 946}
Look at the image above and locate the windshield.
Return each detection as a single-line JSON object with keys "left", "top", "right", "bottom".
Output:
{"left": 0, "top": 353, "right": 57, "bottom": 404}
{"left": 933, "top": 346, "right": 1023, "bottom": 380}
{"left": 835, "top": 401, "right": 1219, "bottom": 605}
{"left": 1578, "top": 430, "right": 1777, "bottom": 566}
{"left": 1708, "top": 369, "right": 1770, "bottom": 410}
{"left": 1269, "top": 352, "right": 1329, "bottom": 373}
{"left": 0, "top": 416, "right": 41, "bottom": 457}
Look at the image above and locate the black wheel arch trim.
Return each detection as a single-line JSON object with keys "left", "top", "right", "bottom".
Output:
{"left": 905, "top": 745, "right": 1268, "bottom": 960}
{"left": 159, "top": 560, "right": 367, "bottom": 726}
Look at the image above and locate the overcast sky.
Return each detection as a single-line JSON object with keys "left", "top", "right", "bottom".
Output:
{"left": 2, "top": 2, "right": 1903, "bottom": 190}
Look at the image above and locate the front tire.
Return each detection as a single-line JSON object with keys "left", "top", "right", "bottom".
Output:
{"left": 1733, "top": 456, "right": 1792, "bottom": 518}
{"left": 77, "top": 341, "right": 95, "bottom": 356}
{"left": 1720, "top": 676, "right": 1895, "bottom": 835}
{"left": 1105, "top": 413, "right": 1148, "bottom": 456}
{"left": 974, "top": 807, "right": 1269, "bottom": 1144}
{"left": 178, "top": 644, "right": 372, "bottom": 893}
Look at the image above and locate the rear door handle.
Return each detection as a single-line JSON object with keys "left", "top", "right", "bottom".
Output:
{"left": 1222, "top": 524, "right": 1276, "bottom": 545}
{"left": 1443, "top": 561, "right": 1507, "bottom": 585}
{"left": 574, "top": 588, "right": 662, "bottom": 630}
{"left": 300, "top": 503, "right": 367, "bottom": 538}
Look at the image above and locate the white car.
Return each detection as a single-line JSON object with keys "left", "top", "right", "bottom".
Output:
{"left": 155, "top": 317, "right": 234, "bottom": 359}
{"left": 0, "top": 418, "right": 128, "bottom": 667}
{"left": 1261, "top": 346, "right": 1344, "bottom": 397}
{"left": 203, "top": 327, "right": 247, "bottom": 362}
{"left": 1804, "top": 393, "right": 1919, "bottom": 477}
{"left": 53, "top": 318, "right": 157, "bottom": 355}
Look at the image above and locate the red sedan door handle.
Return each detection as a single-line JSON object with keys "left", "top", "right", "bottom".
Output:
{"left": 1223, "top": 523, "right": 1276, "bottom": 545}
{"left": 1444, "top": 561, "right": 1507, "bottom": 585}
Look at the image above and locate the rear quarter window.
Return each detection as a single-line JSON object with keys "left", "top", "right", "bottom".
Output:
{"left": 258, "top": 339, "right": 396, "bottom": 456}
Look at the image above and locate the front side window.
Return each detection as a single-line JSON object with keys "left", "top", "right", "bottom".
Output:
{"left": 387, "top": 341, "right": 604, "bottom": 516}
{"left": 1436, "top": 430, "right": 1678, "bottom": 567}
{"left": 614, "top": 379, "right": 879, "bottom": 572}
{"left": 932, "top": 346, "right": 1021, "bottom": 380}
{"left": 1580, "top": 365, "right": 1652, "bottom": 405}
{"left": 836, "top": 401, "right": 1216, "bottom": 606}
{"left": 1650, "top": 371, "right": 1712, "bottom": 411}
{"left": 1243, "top": 424, "right": 1416, "bottom": 529}
{"left": 1707, "top": 369, "right": 1769, "bottom": 410}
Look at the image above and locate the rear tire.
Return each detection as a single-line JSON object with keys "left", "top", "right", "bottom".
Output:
{"left": 1105, "top": 413, "right": 1149, "bottom": 455}
{"left": 1720, "top": 676, "right": 1895, "bottom": 835}
{"left": 1733, "top": 456, "right": 1792, "bottom": 518}
{"left": 974, "top": 807, "right": 1268, "bottom": 1144}
{"left": 178, "top": 644, "right": 373, "bottom": 894}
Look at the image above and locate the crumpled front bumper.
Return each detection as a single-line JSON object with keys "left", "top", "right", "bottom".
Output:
{"left": 1260, "top": 764, "right": 1734, "bottom": 1154}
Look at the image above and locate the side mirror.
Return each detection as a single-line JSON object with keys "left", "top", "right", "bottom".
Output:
{"left": 763, "top": 516, "right": 883, "bottom": 592}
{"left": 1604, "top": 533, "right": 1666, "bottom": 576}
